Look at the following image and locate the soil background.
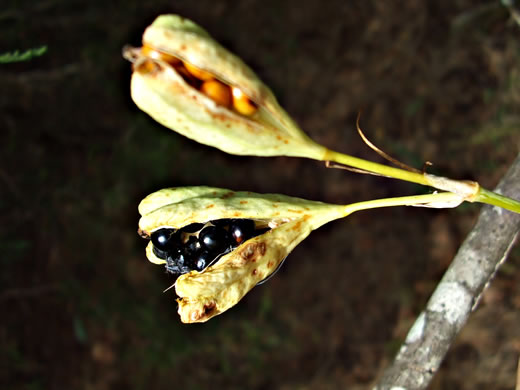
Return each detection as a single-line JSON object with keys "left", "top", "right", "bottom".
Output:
{"left": 2, "top": 1, "right": 520, "bottom": 389}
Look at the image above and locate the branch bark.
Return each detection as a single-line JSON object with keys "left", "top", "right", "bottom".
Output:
{"left": 374, "top": 153, "right": 520, "bottom": 390}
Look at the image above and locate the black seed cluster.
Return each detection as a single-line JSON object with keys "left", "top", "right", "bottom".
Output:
{"left": 150, "top": 219, "right": 269, "bottom": 275}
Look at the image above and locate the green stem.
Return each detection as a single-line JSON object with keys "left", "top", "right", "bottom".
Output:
{"left": 342, "top": 192, "right": 464, "bottom": 217}
{"left": 322, "top": 148, "right": 520, "bottom": 214}
{"left": 475, "top": 188, "right": 520, "bottom": 213}
{"left": 323, "top": 148, "right": 431, "bottom": 186}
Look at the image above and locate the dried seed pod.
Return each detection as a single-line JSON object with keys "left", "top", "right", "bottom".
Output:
{"left": 124, "top": 14, "right": 326, "bottom": 158}
{"left": 138, "top": 186, "right": 347, "bottom": 323}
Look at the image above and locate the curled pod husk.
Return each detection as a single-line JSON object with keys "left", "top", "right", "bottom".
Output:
{"left": 124, "top": 14, "right": 327, "bottom": 159}
{"left": 138, "top": 186, "right": 346, "bottom": 323}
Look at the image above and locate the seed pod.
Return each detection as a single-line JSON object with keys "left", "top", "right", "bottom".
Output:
{"left": 138, "top": 186, "right": 346, "bottom": 323}
{"left": 124, "top": 14, "right": 326, "bottom": 159}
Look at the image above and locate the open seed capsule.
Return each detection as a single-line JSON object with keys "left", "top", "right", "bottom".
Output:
{"left": 125, "top": 14, "right": 326, "bottom": 158}
{"left": 138, "top": 186, "right": 347, "bottom": 323}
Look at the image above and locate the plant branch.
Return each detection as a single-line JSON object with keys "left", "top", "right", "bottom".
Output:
{"left": 322, "top": 148, "right": 520, "bottom": 213}
{"left": 373, "top": 153, "right": 520, "bottom": 390}
{"left": 342, "top": 192, "right": 464, "bottom": 217}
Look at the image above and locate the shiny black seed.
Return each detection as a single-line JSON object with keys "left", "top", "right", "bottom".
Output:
{"left": 151, "top": 228, "right": 177, "bottom": 251}
{"left": 229, "top": 219, "right": 256, "bottom": 244}
{"left": 199, "top": 226, "right": 229, "bottom": 252}
{"left": 213, "top": 218, "right": 232, "bottom": 227}
{"left": 194, "top": 250, "right": 214, "bottom": 271}
{"left": 175, "top": 252, "right": 185, "bottom": 266}
{"left": 181, "top": 222, "right": 204, "bottom": 233}
{"left": 183, "top": 250, "right": 214, "bottom": 272}
{"left": 196, "top": 259, "right": 206, "bottom": 271}
{"left": 185, "top": 236, "right": 202, "bottom": 254}
{"left": 153, "top": 246, "right": 169, "bottom": 260}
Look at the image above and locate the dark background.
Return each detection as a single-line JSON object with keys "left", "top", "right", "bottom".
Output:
{"left": 2, "top": 1, "right": 520, "bottom": 389}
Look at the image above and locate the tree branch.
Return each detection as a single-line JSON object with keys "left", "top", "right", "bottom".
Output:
{"left": 374, "top": 153, "right": 520, "bottom": 390}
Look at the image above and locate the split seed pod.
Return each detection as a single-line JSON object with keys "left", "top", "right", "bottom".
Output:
{"left": 124, "top": 14, "right": 327, "bottom": 159}
{"left": 138, "top": 186, "right": 347, "bottom": 323}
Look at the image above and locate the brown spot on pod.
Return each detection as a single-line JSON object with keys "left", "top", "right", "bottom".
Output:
{"left": 291, "top": 220, "right": 303, "bottom": 231}
{"left": 203, "top": 302, "right": 216, "bottom": 315}
{"left": 239, "top": 242, "right": 266, "bottom": 263}
{"left": 187, "top": 301, "right": 216, "bottom": 322}
{"left": 240, "top": 243, "right": 256, "bottom": 262}
{"left": 221, "top": 191, "right": 235, "bottom": 199}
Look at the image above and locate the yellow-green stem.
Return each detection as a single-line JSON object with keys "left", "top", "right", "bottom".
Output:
{"left": 323, "top": 148, "right": 431, "bottom": 187}
{"left": 323, "top": 148, "right": 520, "bottom": 214}
{"left": 475, "top": 188, "right": 520, "bottom": 213}
{"left": 342, "top": 192, "right": 464, "bottom": 217}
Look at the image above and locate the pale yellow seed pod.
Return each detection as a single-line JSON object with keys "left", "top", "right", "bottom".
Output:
{"left": 123, "top": 14, "right": 327, "bottom": 159}
{"left": 138, "top": 186, "right": 346, "bottom": 323}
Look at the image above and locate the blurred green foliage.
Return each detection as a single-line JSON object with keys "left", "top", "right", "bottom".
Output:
{"left": 0, "top": 46, "right": 47, "bottom": 63}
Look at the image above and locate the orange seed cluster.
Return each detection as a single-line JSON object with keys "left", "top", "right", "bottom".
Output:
{"left": 142, "top": 44, "right": 258, "bottom": 116}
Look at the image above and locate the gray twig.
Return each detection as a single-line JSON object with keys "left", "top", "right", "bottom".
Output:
{"left": 374, "top": 153, "right": 520, "bottom": 390}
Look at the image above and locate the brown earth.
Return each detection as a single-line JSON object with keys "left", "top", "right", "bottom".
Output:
{"left": 1, "top": 1, "right": 519, "bottom": 389}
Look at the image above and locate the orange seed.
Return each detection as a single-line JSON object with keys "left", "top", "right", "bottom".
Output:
{"left": 200, "top": 80, "right": 232, "bottom": 107}
{"left": 183, "top": 61, "right": 214, "bottom": 81}
{"left": 231, "top": 87, "right": 257, "bottom": 116}
{"left": 134, "top": 59, "right": 162, "bottom": 75}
